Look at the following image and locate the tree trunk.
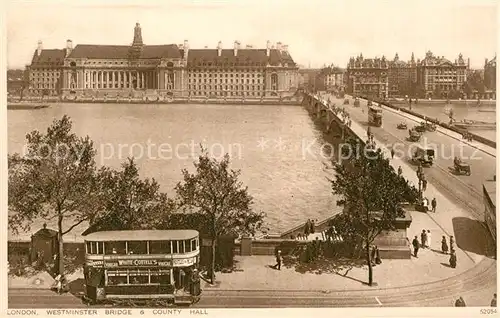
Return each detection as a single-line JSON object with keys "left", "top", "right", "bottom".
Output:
{"left": 366, "top": 243, "right": 373, "bottom": 286}
{"left": 210, "top": 238, "right": 216, "bottom": 284}
{"left": 57, "top": 214, "right": 64, "bottom": 275}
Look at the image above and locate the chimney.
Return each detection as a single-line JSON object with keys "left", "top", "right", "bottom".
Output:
{"left": 37, "top": 40, "right": 43, "bottom": 56}
{"left": 66, "top": 39, "right": 73, "bottom": 57}
{"left": 467, "top": 58, "right": 470, "bottom": 68}
{"left": 266, "top": 40, "right": 271, "bottom": 57}
{"left": 277, "top": 42, "right": 282, "bottom": 52}
{"left": 282, "top": 44, "right": 288, "bottom": 53}
{"left": 183, "top": 40, "right": 189, "bottom": 59}
{"left": 234, "top": 40, "right": 238, "bottom": 56}
{"left": 217, "top": 41, "right": 222, "bottom": 57}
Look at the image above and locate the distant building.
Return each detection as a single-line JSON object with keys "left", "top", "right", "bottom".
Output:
{"left": 7, "top": 69, "right": 27, "bottom": 95}
{"left": 297, "top": 68, "right": 320, "bottom": 90}
{"left": 322, "top": 66, "right": 345, "bottom": 91}
{"left": 484, "top": 55, "right": 496, "bottom": 92}
{"left": 346, "top": 54, "right": 389, "bottom": 99}
{"left": 388, "top": 53, "right": 417, "bottom": 97}
{"left": 27, "top": 41, "right": 66, "bottom": 96}
{"left": 416, "top": 51, "right": 468, "bottom": 98}
{"left": 27, "top": 23, "right": 299, "bottom": 99}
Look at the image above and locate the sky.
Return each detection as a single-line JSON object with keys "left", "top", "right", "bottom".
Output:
{"left": 5, "top": 0, "right": 498, "bottom": 69}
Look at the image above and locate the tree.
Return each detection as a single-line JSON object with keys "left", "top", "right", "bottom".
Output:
{"left": 85, "top": 158, "right": 175, "bottom": 233}
{"left": 8, "top": 115, "right": 100, "bottom": 275}
{"left": 433, "top": 85, "right": 443, "bottom": 99}
{"left": 175, "top": 149, "right": 266, "bottom": 284}
{"left": 330, "top": 138, "right": 419, "bottom": 286}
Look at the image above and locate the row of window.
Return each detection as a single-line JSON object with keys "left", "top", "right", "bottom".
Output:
{"left": 190, "top": 91, "right": 264, "bottom": 97}
{"left": 189, "top": 79, "right": 263, "bottom": 84}
{"left": 107, "top": 269, "right": 171, "bottom": 286}
{"left": 189, "top": 72, "right": 262, "bottom": 78}
{"left": 32, "top": 84, "right": 58, "bottom": 89}
{"left": 82, "top": 61, "right": 161, "bottom": 66}
{"left": 188, "top": 85, "right": 264, "bottom": 91}
{"left": 31, "top": 73, "right": 60, "bottom": 77}
{"left": 86, "top": 239, "right": 199, "bottom": 255}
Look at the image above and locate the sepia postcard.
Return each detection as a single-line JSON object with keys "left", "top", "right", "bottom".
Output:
{"left": 2, "top": 0, "right": 498, "bottom": 317}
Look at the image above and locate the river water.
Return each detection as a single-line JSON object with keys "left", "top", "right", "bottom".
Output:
{"left": 8, "top": 103, "right": 339, "bottom": 239}
{"left": 395, "top": 101, "right": 497, "bottom": 141}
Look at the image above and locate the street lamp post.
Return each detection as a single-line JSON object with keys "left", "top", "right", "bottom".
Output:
{"left": 416, "top": 166, "right": 425, "bottom": 198}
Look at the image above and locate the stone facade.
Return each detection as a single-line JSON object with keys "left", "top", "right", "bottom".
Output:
{"left": 346, "top": 54, "right": 389, "bottom": 99}
{"left": 28, "top": 23, "right": 299, "bottom": 100}
{"left": 388, "top": 53, "right": 417, "bottom": 97}
{"left": 416, "top": 50, "right": 468, "bottom": 98}
{"left": 484, "top": 56, "right": 496, "bottom": 92}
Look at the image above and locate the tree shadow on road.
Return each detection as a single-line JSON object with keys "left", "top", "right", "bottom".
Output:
{"left": 282, "top": 255, "right": 366, "bottom": 285}
{"left": 452, "top": 217, "right": 496, "bottom": 258}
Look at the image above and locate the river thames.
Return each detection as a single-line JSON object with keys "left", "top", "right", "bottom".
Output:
{"left": 8, "top": 103, "right": 339, "bottom": 240}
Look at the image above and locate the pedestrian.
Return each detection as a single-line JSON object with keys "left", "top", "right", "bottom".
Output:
{"left": 375, "top": 246, "right": 382, "bottom": 264}
{"left": 449, "top": 250, "right": 457, "bottom": 268}
{"left": 431, "top": 197, "right": 437, "bottom": 213}
{"left": 422, "top": 179, "right": 427, "bottom": 192}
{"left": 441, "top": 236, "right": 449, "bottom": 254}
{"left": 310, "top": 220, "right": 315, "bottom": 234}
{"left": 390, "top": 148, "right": 395, "bottom": 159}
{"left": 455, "top": 296, "right": 466, "bottom": 307}
{"left": 450, "top": 235, "right": 455, "bottom": 253}
{"left": 274, "top": 250, "right": 282, "bottom": 270}
{"left": 427, "top": 230, "right": 432, "bottom": 248}
{"left": 398, "top": 166, "right": 403, "bottom": 176}
{"left": 304, "top": 219, "right": 311, "bottom": 238}
{"left": 421, "top": 229, "right": 428, "bottom": 248}
{"left": 412, "top": 236, "right": 420, "bottom": 257}
{"left": 491, "top": 293, "right": 497, "bottom": 307}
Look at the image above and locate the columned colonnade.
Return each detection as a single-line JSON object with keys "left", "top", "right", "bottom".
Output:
{"left": 81, "top": 70, "right": 159, "bottom": 89}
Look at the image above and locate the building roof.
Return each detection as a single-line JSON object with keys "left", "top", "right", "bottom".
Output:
{"left": 31, "top": 49, "right": 66, "bottom": 65}
{"left": 184, "top": 48, "right": 296, "bottom": 67}
{"left": 68, "top": 44, "right": 182, "bottom": 59}
{"left": 84, "top": 230, "right": 199, "bottom": 241}
{"left": 32, "top": 225, "right": 58, "bottom": 238}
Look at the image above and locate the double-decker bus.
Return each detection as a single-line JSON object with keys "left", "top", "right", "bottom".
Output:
{"left": 368, "top": 106, "right": 383, "bottom": 127}
{"left": 82, "top": 230, "right": 201, "bottom": 306}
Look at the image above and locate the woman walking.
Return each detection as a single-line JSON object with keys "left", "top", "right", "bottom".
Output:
{"left": 441, "top": 236, "right": 449, "bottom": 254}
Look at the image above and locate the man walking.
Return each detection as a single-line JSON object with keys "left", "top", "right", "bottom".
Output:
{"left": 274, "top": 250, "right": 282, "bottom": 270}
{"left": 412, "top": 236, "right": 420, "bottom": 257}
{"left": 391, "top": 147, "right": 395, "bottom": 159}
{"left": 398, "top": 166, "right": 403, "bottom": 176}
{"left": 431, "top": 198, "right": 437, "bottom": 213}
{"left": 491, "top": 293, "right": 497, "bottom": 307}
{"left": 421, "top": 229, "right": 428, "bottom": 248}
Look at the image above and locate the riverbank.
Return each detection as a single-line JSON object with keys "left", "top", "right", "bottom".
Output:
{"left": 8, "top": 97, "right": 302, "bottom": 106}
{"left": 7, "top": 103, "right": 50, "bottom": 110}
{"left": 390, "top": 99, "right": 496, "bottom": 106}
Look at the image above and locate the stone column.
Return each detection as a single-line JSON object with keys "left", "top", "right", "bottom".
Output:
{"left": 111, "top": 71, "right": 115, "bottom": 89}
{"left": 141, "top": 72, "right": 145, "bottom": 89}
{"left": 117, "top": 72, "right": 121, "bottom": 89}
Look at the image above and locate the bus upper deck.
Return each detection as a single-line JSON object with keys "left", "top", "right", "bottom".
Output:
{"left": 368, "top": 106, "right": 383, "bottom": 127}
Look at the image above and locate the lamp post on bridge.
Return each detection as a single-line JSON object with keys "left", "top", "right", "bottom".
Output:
{"left": 416, "top": 164, "right": 426, "bottom": 198}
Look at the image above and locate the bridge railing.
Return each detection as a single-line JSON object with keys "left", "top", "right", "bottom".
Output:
{"left": 356, "top": 95, "right": 497, "bottom": 149}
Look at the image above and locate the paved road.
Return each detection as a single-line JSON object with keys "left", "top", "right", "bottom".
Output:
{"left": 330, "top": 95, "right": 495, "bottom": 221}
{"left": 8, "top": 257, "right": 496, "bottom": 308}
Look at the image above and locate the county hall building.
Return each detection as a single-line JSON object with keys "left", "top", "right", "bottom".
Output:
{"left": 27, "top": 23, "right": 299, "bottom": 100}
